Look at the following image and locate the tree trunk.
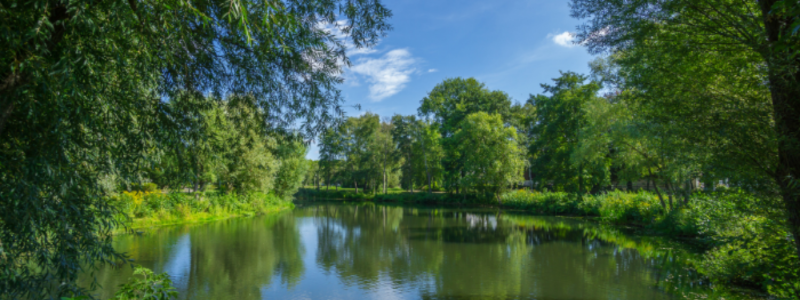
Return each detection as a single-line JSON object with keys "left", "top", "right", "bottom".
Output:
{"left": 354, "top": 180, "right": 358, "bottom": 193}
{"left": 427, "top": 171, "right": 432, "bottom": 194}
{"left": 383, "top": 154, "right": 387, "bottom": 194}
{"left": 759, "top": 0, "right": 800, "bottom": 258}
{"left": 649, "top": 170, "right": 667, "bottom": 210}
{"left": 528, "top": 163, "right": 533, "bottom": 191}
{"left": 627, "top": 180, "right": 633, "bottom": 191}
{"left": 578, "top": 163, "right": 584, "bottom": 199}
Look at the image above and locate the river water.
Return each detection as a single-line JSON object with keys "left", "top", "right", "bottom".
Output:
{"left": 87, "top": 201, "right": 759, "bottom": 299}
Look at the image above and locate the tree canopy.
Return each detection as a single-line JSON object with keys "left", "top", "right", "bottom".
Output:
{"left": 0, "top": 0, "right": 392, "bottom": 297}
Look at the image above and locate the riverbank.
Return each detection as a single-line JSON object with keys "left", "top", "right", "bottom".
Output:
{"left": 296, "top": 188, "right": 799, "bottom": 298}
{"left": 111, "top": 190, "right": 294, "bottom": 232}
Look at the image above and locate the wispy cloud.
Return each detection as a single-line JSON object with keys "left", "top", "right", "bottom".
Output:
{"left": 319, "top": 20, "right": 378, "bottom": 57}
{"left": 350, "top": 49, "right": 416, "bottom": 102}
{"left": 428, "top": 68, "right": 438, "bottom": 73}
{"left": 549, "top": 31, "right": 576, "bottom": 48}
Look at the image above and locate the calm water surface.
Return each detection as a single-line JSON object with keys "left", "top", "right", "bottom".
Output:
{"left": 88, "top": 201, "right": 758, "bottom": 300}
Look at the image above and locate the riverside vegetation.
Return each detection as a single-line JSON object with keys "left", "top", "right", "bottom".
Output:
{"left": 1, "top": 0, "right": 391, "bottom": 298}
{"left": 299, "top": 187, "right": 799, "bottom": 298}
{"left": 112, "top": 189, "right": 293, "bottom": 231}
{"left": 4, "top": 0, "right": 800, "bottom": 299}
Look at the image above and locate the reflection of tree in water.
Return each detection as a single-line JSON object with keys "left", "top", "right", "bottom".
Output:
{"left": 87, "top": 212, "right": 305, "bottom": 300}
{"left": 89, "top": 203, "right": 745, "bottom": 300}
{"left": 313, "top": 204, "right": 422, "bottom": 288}
{"left": 310, "top": 203, "right": 721, "bottom": 299}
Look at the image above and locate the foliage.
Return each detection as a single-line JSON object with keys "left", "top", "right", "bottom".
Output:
{"left": 418, "top": 78, "right": 514, "bottom": 193}
{"left": 592, "top": 191, "right": 664, "bottom": 225}
{"left": 318, "top": 113, "right": 403, "bottom": 194}
{"left": 500, "top": 191, "right": 584, "bottom": 215}
{"left": 272, "top": 138, "right": 310, "bottom": 200}
{"left": 62, "top": 267, "right": 176, "bottom": 300}
{"left": 570, "top": 0, "right": 800, "bottom": 277}
{"left": 454, "top": 112, "right": 524, "bottom": 197}
{"left": 112, "top": 267, "right": 178, "bottom": 300}
{"left": 528, "top": 72, "right": 608, "bottom": 194}
{"left": 112, "top": 191, "right": 291, "bottom": 229}
{"left": 0, "top": 0, "right": 392, "bottom": 297}
{"left": 410, "top": 120, "right": 445, "bottom": 193}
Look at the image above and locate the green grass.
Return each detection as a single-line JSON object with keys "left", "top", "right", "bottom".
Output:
{"left": 111, "top": 190, "right": 293, "bottom": 232}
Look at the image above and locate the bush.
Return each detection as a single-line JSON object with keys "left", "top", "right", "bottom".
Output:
{"left": 114, "top": 266, "right": 178, "bottom": 300}
{"left": 499, "top": 190, "right": 583, "bottom": 214}
{"left": 691, "top": 190, "right": 800, "bottom": 298}
{"left": 110, "top": 190, "right": 291, "bottom": 228}
{"left": 594, "top": 190, "right": 664, "bottom": 224}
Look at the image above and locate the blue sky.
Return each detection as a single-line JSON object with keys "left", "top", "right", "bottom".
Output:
{"left": 307, "top": 0, "right": 597, "bottom": 159}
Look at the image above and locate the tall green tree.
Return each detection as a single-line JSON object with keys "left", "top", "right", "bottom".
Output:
{"left": 418, "top": 78, "right": 512, "bottom": 193}
{"left": 319, "top": 128, "right": 344, "bottom": 191}
{"left": 571, "top": 0, "right": 800, "bottom": 259}
{"left": 508, "top": 102, "right": 537, "bottom": 190}
{"left": 529, "top": 72, "right": 607, "bottom": 195}
{"left": 0, "top": 0, "right": 392, "bottom": 297}
{"left": 375, "top": 119, "right": 400, "bottom": 194}
{"left": 453, "top": 112, "right": 524, "bottom": 199}
{"left": 272, "top": 137, "right": 309, "bottom": 200}
{"left": 412, "top": 121, "right": 445, "bottom": 193}
{"left": 391, "top": 115, "right": 419, "bottom": 191}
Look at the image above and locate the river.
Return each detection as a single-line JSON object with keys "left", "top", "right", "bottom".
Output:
{"left": 86, "top": 201, "right": 761, "bottom": 299}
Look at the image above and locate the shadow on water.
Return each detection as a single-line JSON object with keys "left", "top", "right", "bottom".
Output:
{"left": 84, "top": 201, "right": 766, "bottom": 300}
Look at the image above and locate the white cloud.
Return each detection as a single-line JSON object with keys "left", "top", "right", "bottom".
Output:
{"left": 550, "top": 31, "right": 576, "bottom": 48}
{"left": 319, "top": 20, "right": 378, "bottom": 57}
{"left": 428, "top": 69, "right": 438, "bottom": 73}
{"left": 348, "top": 47, "right": 378, "bottom": 56}
{"left": 350, "top": 49, "right": 416, "bottom": 102}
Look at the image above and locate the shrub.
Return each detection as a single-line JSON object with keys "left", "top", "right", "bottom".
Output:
{"left": 594, "top": 190, "right": 663, "bottom": 224}
{"left": 113, "top": 266, "right": 178, "bottom": 300}
{"left": 499, "top": 190, "right": 582, "bottom": 215}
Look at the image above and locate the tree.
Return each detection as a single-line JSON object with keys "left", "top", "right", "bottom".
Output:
{"left": 508, "top": 102, "right": 537, "bottom": 190}
{"left": 412, "top": 121, "right": 444, "bottom": 193}
{"left": 375, "top": 119, "right": 400, "bottom": 194}
{"left": 0, "top": 0, "right": 392, "bottom": 297}
{"left": 529, "top": 72, "right": 608, "bottom": 195}
{"left": 304, "top": 160, "right": 320, "bottom": 190}
{"left": 272, "top": 137, "right": 309, "bottom": 200}
{"left": 571, "top": 0, "right": 800, "bottom": 260}
{"left": 391, "top": 115, "right": 419, "bottom": 191}
{"left": 453, "top": 112, "right": 524, "bottom": 200}
{"left": 319, "top": 128, "right": 344, "bottom": 191}
{"left": 418, "top": 78, "right": 512, "bottom": 193}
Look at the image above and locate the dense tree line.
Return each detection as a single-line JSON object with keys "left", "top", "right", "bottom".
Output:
{"left": 314, "top": 0, "right": 800, "bottom": 265}
{"left": 569, "top": 0, "right": 800, "bottom": 260}
{"left": 0, "top": 0, "right": 391, "bottom": 298}
{"left": 146, "top": 94, "right": 309, "bottom": 198}
{"left": 317, "top": 78, "right": 525, "bottom": 198}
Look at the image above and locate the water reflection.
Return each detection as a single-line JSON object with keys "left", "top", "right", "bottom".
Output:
{"left": 87, "top": 202, "right": 759, "bottom": 300}
{"left": 88, "top": 212, "right": 304, "bottom": 299}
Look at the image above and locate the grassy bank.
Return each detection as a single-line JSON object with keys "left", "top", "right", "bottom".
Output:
{"left": 296, "top": 187, "right": 490, "bottom": 204}
{"left": 111, "top": 190, "right": 293, "bottom": 231}
{"left": 297, "top": 187, "right": 799, "bottom": 298}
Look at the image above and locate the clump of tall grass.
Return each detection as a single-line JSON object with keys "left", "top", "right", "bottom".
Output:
{"left": 500, "top": 190, "right": 584, "bottom": 214}
{"left": 110, "top": 191, "right": 292, "bottom": 230}
{"left": 500, "top": 190, "right": 665, "bottom": 224}
{"left": 593, "top": 190, "right": 664, "bottom": 224}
